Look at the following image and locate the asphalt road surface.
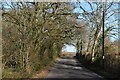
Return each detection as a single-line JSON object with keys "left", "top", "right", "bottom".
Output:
{"left": 45, "top": 56, "right": 106, "bottom": 80}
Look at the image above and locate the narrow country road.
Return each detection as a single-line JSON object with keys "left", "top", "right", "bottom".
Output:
{"left": 45, "top": 56, "right": 106, "bottom": 80}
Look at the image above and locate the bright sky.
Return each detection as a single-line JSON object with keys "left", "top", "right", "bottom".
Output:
{"left": 62, "top": 45, "right": 77, "bottom": 52}
{"left": 73, "top": 2, "right": 119, "bottom": 42}
{"left": 65, "top": 2, "right": 119, "bottom": 52}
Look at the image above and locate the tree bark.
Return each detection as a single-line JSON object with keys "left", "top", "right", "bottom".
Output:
{"left": 91, "top": 26, "right": 102, "bottom": 62}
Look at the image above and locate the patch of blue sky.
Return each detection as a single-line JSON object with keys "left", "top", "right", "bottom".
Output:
{"left": 62, "top": 45, "right": 76, "bottom": 52}
{"left": 73, "top": 1, "right": 119, "bottom": 42}
{"left": 73, "top": 2, "right": 97, "bottom": 13}
{"left": 106, "top": 3, "right": 119, "bottom": 41}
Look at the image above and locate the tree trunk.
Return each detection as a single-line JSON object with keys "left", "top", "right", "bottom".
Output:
{"left": 56, "top": 45, "right": 62, "bottom": 57}
{"left": 48, "top": 44, "right": 53, "bottom": 59}
{"left": 86, "top": 37, "right": 91, "bottom": 53}
{"left": 76, "top": 40, "right": 80, "bottom": 56}
{"left": 91, "top": 26, "right": 102, "bottom": 62}
{"left": 80, "top": 39, "right": 83, "bottom": 55}
{"left": 25, "top": 42, "right": 31, "bottom": 74}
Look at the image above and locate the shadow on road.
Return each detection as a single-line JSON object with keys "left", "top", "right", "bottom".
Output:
{"left": 45, "top": 56, "right": 106, "bottom": 80}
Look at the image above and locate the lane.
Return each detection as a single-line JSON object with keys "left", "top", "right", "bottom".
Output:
{"left": 45, "top": 56, "right": 105, "bottom": 79}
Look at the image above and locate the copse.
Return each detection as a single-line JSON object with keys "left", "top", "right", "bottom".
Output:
{"left": 2, "top": 1, "right": 119, "bottom": 78}
{"left": 2, "top": 2, "right": 78, "bottom": 75}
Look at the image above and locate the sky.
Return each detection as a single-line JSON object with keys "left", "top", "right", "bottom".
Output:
{"left": 73, "top": 2, "right": 119, "bottom": 41}
{"left": 64, "top": 2, "right": 119, "bottom": 52}
{"left": 62, "top": 45, "right": 77, "bottom": 52}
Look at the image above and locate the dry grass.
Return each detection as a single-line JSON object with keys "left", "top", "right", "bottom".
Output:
{"left": 33, "top": 70, "right": 49, "bottom": 78}
{"left": 32, "top": 57, "right": 60, "bottom": 78}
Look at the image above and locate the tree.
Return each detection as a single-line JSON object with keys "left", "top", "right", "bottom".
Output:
{"left": 75, "top": 1, "right": 119, "bottom": 62}
{"left": 2, "top": 2, "right": 77, "bottom": 74}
